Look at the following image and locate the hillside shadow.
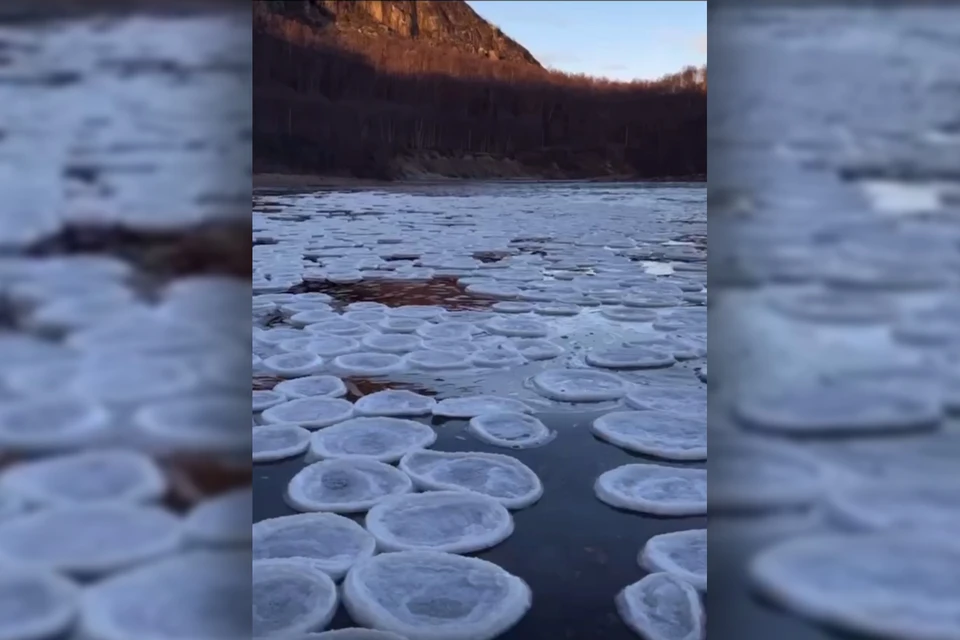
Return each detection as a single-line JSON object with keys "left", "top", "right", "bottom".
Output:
{"left": 253, "top": 23, "right": 706, "bottom": 180}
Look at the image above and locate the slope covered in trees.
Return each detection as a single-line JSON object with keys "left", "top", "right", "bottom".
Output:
{"left": 254, "top": 0, "right": 706, "bottom": 180}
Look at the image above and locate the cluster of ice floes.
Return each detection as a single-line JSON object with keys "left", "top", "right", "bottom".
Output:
{"left": 252, "top": 187, "right": 707, "bottom": 638}
{"left": 709, "top": 10, "right": 960, "bottom": 633}
{"left": 0, "top": 251, "right": 252, "bottom": 639}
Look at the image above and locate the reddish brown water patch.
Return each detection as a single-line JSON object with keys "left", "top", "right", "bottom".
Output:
{"left": 288, "top": 276, "right": 493, "bottom": 310}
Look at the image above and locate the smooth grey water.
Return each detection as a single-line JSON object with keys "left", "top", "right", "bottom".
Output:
{"left": 253, "top": 182, "right": 707, "bottom": 639}
{"left": 711, "top": 7, "right": 960, "bottom": 640}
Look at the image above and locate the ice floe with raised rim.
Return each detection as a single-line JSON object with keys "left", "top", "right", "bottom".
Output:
{"left": 710, "top": 434, "right": 828, "bottom": 512}
{"left": 252, "top": 512, "right": 376, "bottom": 581}
{"left": 361, "top": 334, "right": 423, "bottom": 354}
{"left": 262, "top": 352, "right": 326, "bottom": 377}
{"left": 274, "top": 375, "right": 348, "bottom": 400}
{"left": 0, "top": 564, "right": 80, "bottom": 640}
{"left": 405, "top": 350, "right": 472, "bottom": 371}
{"left": 432, "top": 395, "right": 534, "bottom": 418}
{"left": 183, "top": 487, "right": 251, "bottom": 548}
{"left": 399, "top": 450, "right": 543, "bottom": 509}
{"left": 530, "top": 369, "right": 630, "bottom": 402}
{"left": 509, "top": 338, "right": 565, "bottom": 360}
{"left": 331, "top": 353, "right": 408, "bottom": 377}
{"left": 484, "top": 317, "right": 549, "bottom": 338}
{"left": 80, "top": 550, "right": 251, "bottom": 640}
{"left": 365, "top": 490, "right": 513, "bottom": 554}
{"left": 585, "top": 346, "right": 676, "bottom": 370}
{"left": 749, "top": 532, "right": 960, "bottom": 640}
{"left": 0, "top": 449, "right": 167, "bottom": 507}
{"left": 253, "top": 558, "right": 339, "bottom": 638}
{"left": 592, "top": 411, "right": 706, "bottom": 461}
{"left": 595, "top": 464, "right": 706, "bottom": 516}
{"left": 306, "top": 417, "right": 436, "bottom": 463}
{"left": 353, "top": 390, "right": 437, "bottom": 417}
{"left": 342, "top": 550, "right": 531, "bottom": 640}
{"left": 0, "top": 504, "right": 183, "bottom": 577}
{"left": 640, "top": 529, "right": 707, "bottom": 592}
{"left": 261, "top": 397, "right": 355, "bottom": 429}
{"left": 616, "top": 572, "right": 704, "bottom": 640}
{"left": 133, "top": 394, "right": 252, "bottom": 453}
{"left": 733, "top": 383, "right": 942, "bottom": 435}
{"left": 824, "top": 476, "right": 960, "bottom": 532}
{"left": 468, "top": 412, "right": 554, "bottom": 449}
{"left": 285, "top": 458, "right": 413, "bottom": 513}
{"left": 253, "top": 389, "right": 288, "bottom": 412}
{"left": 253, "top": 424, "right": 312, "bottom": 462}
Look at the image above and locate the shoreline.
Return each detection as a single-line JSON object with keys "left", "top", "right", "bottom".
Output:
{"left": 253, "top": 172, "right": 707, "bottom": 190}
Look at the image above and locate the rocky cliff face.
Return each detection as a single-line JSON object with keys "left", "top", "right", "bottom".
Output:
{"left": 256, "top": 0, "right": 540, "bottom": 66}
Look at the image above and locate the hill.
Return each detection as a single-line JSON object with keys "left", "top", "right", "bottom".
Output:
{"left": 254, "top": 0, "right": 706, "bottom": 181}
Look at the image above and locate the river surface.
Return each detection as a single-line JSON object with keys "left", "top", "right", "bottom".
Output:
{"left": 252, "top": 182, "right": 707, "bottom": 639}
{"left": 711, "top": 6, "right": 960, "bottom": 640}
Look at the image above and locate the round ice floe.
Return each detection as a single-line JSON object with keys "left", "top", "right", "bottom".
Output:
{"left": 595, "top": 464, "right": 706, "bottom": 516}
{"left": 405, "top": 350, "right": 472, "bottom": 371}
{"left": 133, "top": 394, "right": 251, "bottom": 453}
{"left": 824, "top": 477, "right": 960, "bottom": 532}
{"left": 365, "top": 491, "right": 513, "bottom": 554}
{"left": 468, "top": 412, "right": 553, "bottom": 449}
{"left": 531, "top": 369, "right": 629, "bottom": 402}
{"left": 80, "top": 549, "right": 250, "bottom": 640}
{"left": 258, "top": 327, "right": 307, "bottom": 346}
{"left": 343, "top": 310, "right": 387, "bottom": 325}
{"left": 70, "top": 356, "right": 199, "bottom": 405}
{"left": 534, "top": 302, "right": 580, "bottom": 316}
{"left": 391, "top": 306, "right": 445, "bottom": 321}
{"left": 261, "top": 397, "right": 355, "bottom": 429}
{"left": 624, "top": 387, "right": 706, "bottom": 418}
{"left": 285, "top": 458, "right": 413, "bottom": 513}
{"left": 627, "top": 335, "right": 706, "bottom": 361}
{"left": 361, "top": 334, "right": 422, "bottom": 354}
{"left": 733, "top": 384, "right": 942, "bottom": 435}
{"left": 0, "top": 396, "right": 113, "bottom": 453}
{"left": 422, "top": 339, "right": 478, "bottom": 355}
{"left": 184, "top": 487, "right": 251, "bottom": 547}
{"left": 306, "top": 319, "right": 371, "bottom": 338}
{"left": 274, "top": 375, "right": 348, "bottom": 400}
{"left": 616, "top": 572, "right": 704, "bottom": 640}
{"left": 252, "top": 512, "right": 376, "bottom": 580}
{"left": 307, "top": 417, "right": 436, "bottom": 463}
{"left": 433, "top": 395, "right": 533, "bottom": 418}
{"left": 585, "top": 346, "right": 676, "bottom": 370}
{"left": 416, "top": 322, "right": 475, "bottom": 340}
{"left": 399, "top": 450, "right": 543, "bottom": 509}
{"left": 640, "top": 529, "right": 707, "bottom": 592}
{"left": 253, "top": 558, "right": 339, "bottom": 638}
{"left": 290, "top": 309, "right": 339, "bottom": 328}
{"left": 491, "top": 301, "right": 534, "bottom": 314}
{"left": 0, "top": 450, "right": 166, "bottom": 507}
{"left": 592, "top": 411, "right": 706, "bottom": 461}
{"left": 343, "top": 550, "right": 531, "bottom": 640}
{"left": 262, "top": 352, "right": 326, "bottom": 377}
{"left": 510, "top": 338, "right": 565, "bottom": 361}
{"left": 377, "top": 317, "right": 425, "bottom": 334}
{"left": 0, "top": 504, "right": 182, "bottom": 577}
{"left": 331, "top": 353, "right": 407, "bottom": 377}
{"left": 354, "top": 390, "right": 437, "bottom": 417}
{"left": 471, "top": 348, "right": 527, "bottom": 368}
{"left": 750, "top": 533, "right": 960, "bottom": 640}
{"left": 599, "top": 307, "right": 657, "bottom": 323}
{"left": 0, "top": 565, "right": 80, "bottom": 640}
{"left": 253, "top": 389, "right": 288, "bottom": 412}
{"left": 621, "top": 292, "right": 683, "bottom": 308}
{"left": 768, "top": 290, "right": 895, "bottom": 325}
{"left": 254, "top": 424, "right": 312, "bottom": 462}
{"left": 300, "top": 336, "right": 361, "bottom": 358}
{"left": 710, "top": 434, "right": 827, "bottom": 512}
{"left": 485, "top": 317, "right": 549, "bottom": 338}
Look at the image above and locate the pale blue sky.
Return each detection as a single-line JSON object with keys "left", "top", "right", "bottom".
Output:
{"left": 467, "top": 1, "right": 706, "bottom": 81}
